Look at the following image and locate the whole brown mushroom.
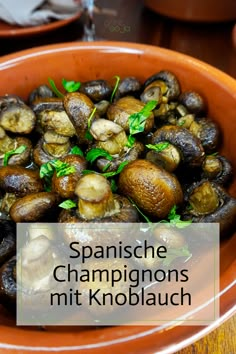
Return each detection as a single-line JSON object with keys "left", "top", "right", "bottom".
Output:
{"left": 118, "top": 159, "right": 183, "bottom": 219}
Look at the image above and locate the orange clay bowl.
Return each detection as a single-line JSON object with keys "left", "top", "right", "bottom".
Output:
{"left": 0, "top": 42, "right": 235, "bottom": 354}
{"left": 144, "top": 0, "right": 236, "bottom": 22}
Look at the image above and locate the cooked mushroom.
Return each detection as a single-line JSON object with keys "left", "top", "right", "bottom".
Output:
{"left": 94, "top": 100, "right": 110, "bottom": 116}
{"left": 17, "top": 235, "right": 68, "bottom": 312}
{"left": 118, "top": 159, "right": 183, "bottom": 219}
{"left": 0, "top": 166, "right": 43, "bottom": 197}
{"left": 140, "top": 82, "right": 163, "bottom": 104}
{"left": 183, "top": 181, "right": 236, "bottom": 237}
{"left": 28, "top": 85, "right": 55, "bottom": 105}
{"left": 33, "top": 137, "right": 71, "bottom": 166}
{"left": 63, "top": 92, "right": 95, "bottom": 143}
{"left": 202, "top": 155, "right": 233, "bottom": 185}
{"left": 90, "top": 118, "right": 124, "bottom": 142}
{"left": 114, "top": 77, "right": 141, "bottom": 100}
{"left": 143, "top": 71, "right": 181, "bottom": 101}
{"left": 0, "top": 256, "right": 16, "bottom": 312}
{"left": 0, "top": 95, "right": 36, "bottom": 134}
{"left": 152, "top": 225, "right": 186, "bottom": 249}
{"left": 146, "top": 143, "right": 181, "bottom": 172}
{"left": 0, "top": 193, "right": 18, "bottom": 215}
{"left": 80, "top": 80, "right": 112, "bottom": 102}
{"left": 178, "top": 91, "right": 206, "bottom": 115}
{"left": 194, "top": 118, "right": 220, "bottom": 154}
{"left": 33, "top": 99, "right": 76, "bottom": 138}
{"left": 52, "top": 154, "right": 87, "bottom": 199}
{"left": 10, "top": 192, "right": 59, "bottom": 222}
{"left": 107, "top": 96, "right": 154, "bottom": 133}
{"left": 151, "top": 125, "right": 205, "bottom": 167}
{"left": 90, "top": 118, "right": 128, "bottom": 155}
{"left": 0, "top": 220, "right": 16, "bottom": 266}
{"left": 59, "top": 173, "right": 139, "bottom": 223}
{"left": 96, "top": 141, "right": 144, "bottom": 172}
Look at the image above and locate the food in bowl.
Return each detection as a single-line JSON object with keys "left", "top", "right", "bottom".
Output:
{"left": 0, "top": 43, "right": 234, "bottom": 353}
{"left": 0, "top": 66, "right": 235, "bottom": 314}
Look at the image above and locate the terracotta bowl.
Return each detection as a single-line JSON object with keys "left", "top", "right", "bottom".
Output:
{"left": 144, "top": 0, "right": 236, "bottom": 22}
{"left": 0, "top": 42, "right": 235, "bottom": 354}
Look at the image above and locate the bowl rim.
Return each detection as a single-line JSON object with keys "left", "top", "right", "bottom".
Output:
{"left": 0, "top": 41, "right": 235, "bottom": 353}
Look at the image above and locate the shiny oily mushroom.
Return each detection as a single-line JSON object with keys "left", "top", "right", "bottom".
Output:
{"left": 118, "top": 159, "right": 183, "bottom": 219}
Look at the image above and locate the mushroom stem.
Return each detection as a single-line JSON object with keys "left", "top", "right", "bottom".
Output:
{"left": 0, "top": 127, "right": 16, "bottom": 156}
{"left": 19, "top": 235, "right": 56, "bottom": 290}
{"left": 75, "top": 174, "right": 117, "bottom": 220}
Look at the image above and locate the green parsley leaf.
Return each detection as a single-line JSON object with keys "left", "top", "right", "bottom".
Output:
{"left": 110, "top": 178, "right": 118, "bottom": 192}
{"left": 102, "top": 163, "right": 111, "bottom": 172}
{"left": 126, "top": 135, "right": 136, "bottom": 148}
{"left": 146, "top": 141, "right": 170, "bottom": 152}
{"left": 82, "top": 161, "right": 129, "bottom": 178}
{"left": 59, "top": 199, "right": 77, "bottom": 209}
{"left": 162, "top": 245, "right": 192, "bottom": 267}
{"left": 102, "top": 160, "right": 129, "bottom": 178}
{"left": 62, "top": 78, "right": 81, "bottom": 92}
{"left": 70, "top": 146, "right": 84, "bottom": 157}
{"left": 86, "top": 148, "right": 113, "bottom": 164}
{"left": 128, "top": 100, "right": 157, "bottom": 135}
{"left": 177, "top": 119, "right": 186, "bottom": 127}
{"left": 166, "top": 205, "right": 192, "bottom": 228}
{"left": 85, "top": 130, "right": 94, "bottom": 141}
{"left": 48, "top": 78, "right": 64, "bottom": 98}
{"left": 3, "top": 145, "right": 27, "bottom": 166}
{"left": 40, "top": 160, "right": 76, "bottom": 179}
{"left": 87, "top": 107, "right": 97, "bottom": 131}
{"left": 110, "top": 75, "right": 120, "bottom": 103}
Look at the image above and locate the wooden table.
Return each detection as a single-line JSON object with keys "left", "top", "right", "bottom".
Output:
{"left": 0, "top": 1, "right": 235, "bottom": 353}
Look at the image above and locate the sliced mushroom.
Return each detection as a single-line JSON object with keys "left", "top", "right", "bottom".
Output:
{"left": 80, "top": 80, "right": 112, "bottom": 102}
{"left": 151, "top": 125, "right": 205, "bottom": 167}
{"left": 0, "top": 166, "right": 43, "bottom": 197}
{"left": 118, "top": 159, "right": 183, "bottom": 219}
{"left": 0, "top": 95, "right": 36, "bottom": 134}
{"left": 52, "top": 154, "right": 87, "bottom": 199}
{"left": 107, "top": 96, "right": 154, "bottom": 133}
{"left": 63, "top": 92, "right": 95, "bottom": 143}
{"left": 10, "top": 192, "right": 59, "bottom": 222}
{"left": 144, "top": 71, "right": 181, "bottom": 101}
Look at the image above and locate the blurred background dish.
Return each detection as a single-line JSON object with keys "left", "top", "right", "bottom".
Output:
{"left": 0, "top": 13, "right": 81, "bottom": 38}
{"left": 144, "top": 0, "right": 236, "bottom": 22}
